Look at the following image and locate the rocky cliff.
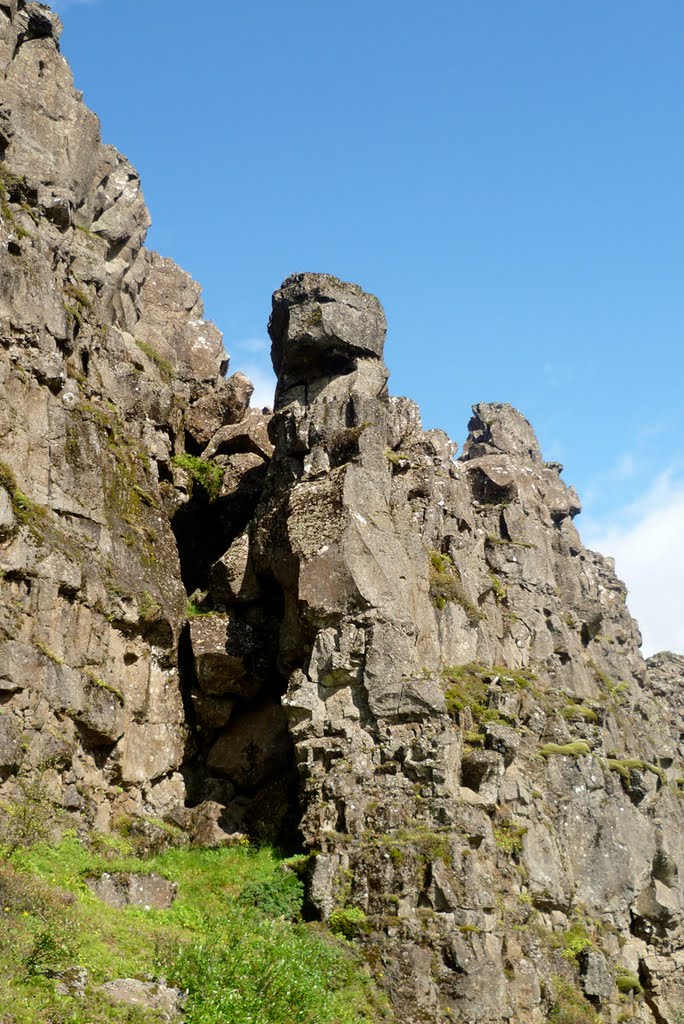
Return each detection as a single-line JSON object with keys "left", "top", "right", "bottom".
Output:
{"left": 1, "top": 5, "right": 684, "bottom": 1023}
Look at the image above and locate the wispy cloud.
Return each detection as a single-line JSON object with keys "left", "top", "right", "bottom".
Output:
{"left": 234, "top": 337, "right": 270, "bottom": 356}
{"left": 611, "top": 453, "right": 636, "bottom": 480}
{"left": 584, "top": 469, "right": 684, "bottom": 657}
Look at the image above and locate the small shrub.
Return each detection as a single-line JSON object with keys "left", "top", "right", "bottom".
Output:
{"left": 328, "top": 906, "right": 370, "bottom": 940}
{"left": 548, "top": 975, "right": 600, "bottom": 1023}
{"left": 171, "top": 453, "right": 224, "bottom": 502}
{"left": 238, "top": 871, "right": 304, "bottom": 920}
{"left": 22, "top": 917, "right": 77, "bottom": 977}
{"left": 489, "top": 573, "right": 507, "bottom": 604}
{"left": 493, "top": 819, "right": 527, "bottom": 857}
{"left": 562, "top": 924, "right": 594, "bottom": 963}
{"left": 0, "top": 779, "right": 55, "bottom": 860}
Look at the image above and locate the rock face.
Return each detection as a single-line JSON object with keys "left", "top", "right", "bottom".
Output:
{"left": 0, "top": 1, "right": 270, "bottom": 826}
{"left": 243, "top": 274, "right": 684, "bottom": 1022}
{"left": 2, "top": 7, "right": 684, "bottom": 1023}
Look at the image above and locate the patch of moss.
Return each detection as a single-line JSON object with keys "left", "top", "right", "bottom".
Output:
{"left": 539, "top": 741, "right": 591, "bottom": 758}
{"left": 615, "top": 969, "right": 643, "bottom": 995}
{"left": 443, "top": 662, "right": 535, "bottom": 726}
{"left": 84, "top": 668, "right": 124, "bottom": 703}
{"left": 34, "top": 640, "right": 63, "bottom": 666}
{"left": 561, "top": 702, "right": 599, "bottom": 724}
{"left": 385, "top": 449, "right": 410, "bottom": 467}
{"left": 328, "top": 906, "right": 370, "bottom": 940}
{"left": 0, "top": 460, "right": 17, "bottom": 494}
{"left": 64, "top": 282, "right": 91, "bottom": 310}
{"left": 605, "top": 758, "right": 665, "bottom": 786}
{"left": 305, "top": 304, "right": 323, "bottom": 326}
{"left": 11, "top": 489, "right": 47, "bottom": 539}
{"left": 74, "top": 223, "right": 107, "bottom": 245}
{"left": 0, "top": 168, "right": 34, "bottom": 238}
{"left": 369, "top": 826, "right": 453, "bottom": 866}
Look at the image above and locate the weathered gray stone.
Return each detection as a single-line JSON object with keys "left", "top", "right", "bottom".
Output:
{"left": 86, "top": 872, "right": 177, "bottom": 909}
{"left": 98, "top": 979, "right": 183, "bottom": 1021}
{"left": 189, "top": 614, "right": 261, "bottom": 698}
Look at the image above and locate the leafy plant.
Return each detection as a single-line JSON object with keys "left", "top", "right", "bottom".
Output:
{"left": 171, "top": 453, "right": 224, "bottom": 502}
{"left": 493, "top": 819, "right": 527, "bottom": 857}
{"left": 0, "top": 779, "right": 54, "bottom": 860}
{"left": 238, "top": 871, "right": 304, "bottom": 920}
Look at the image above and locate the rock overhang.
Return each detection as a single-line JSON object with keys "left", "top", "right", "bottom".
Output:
{"left": 268, "top": 272, "right": 387, "bottom": 384}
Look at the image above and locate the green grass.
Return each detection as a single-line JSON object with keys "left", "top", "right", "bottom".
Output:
{"left": 134, "top": 339, "right": 175, "bottom": 381}
{"left": 0, "top": 837, "right": 391, "bottom": 1023}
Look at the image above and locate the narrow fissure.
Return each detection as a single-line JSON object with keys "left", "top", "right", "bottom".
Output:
{"left": 170, "top": 469, "right": 301, "bottom": 850}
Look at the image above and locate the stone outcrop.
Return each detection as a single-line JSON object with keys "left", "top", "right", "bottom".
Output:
{"left": 0, "top": 0, "right": 270, "bottom": 827}
{"left": 2, "top": 6, "right": 684, "bottom": 1023}
{"left": 229, "top": 272, "right": 684, "bottom": 1023}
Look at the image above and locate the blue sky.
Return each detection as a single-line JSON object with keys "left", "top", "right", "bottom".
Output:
{"left": 53, "top": 0, "right": 684, "bottom": 653}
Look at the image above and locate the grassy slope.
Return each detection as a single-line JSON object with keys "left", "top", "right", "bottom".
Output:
{"left": 0, "top": 833, "right": 392, "bottom": 1024}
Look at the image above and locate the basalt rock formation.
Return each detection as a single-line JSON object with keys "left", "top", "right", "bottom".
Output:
{"left": 2, "top": 5, "right": 684, "bottom": 1023}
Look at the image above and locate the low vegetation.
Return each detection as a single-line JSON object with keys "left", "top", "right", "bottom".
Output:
{"left": 0, "top": 828, "right": 391, "bottom": 1024}
{"left": 171, "top": 453, "right": 224, "bottom": 502}
{"left": 428, "top": 550, "right": 482, "bottom": 623}
{"left": 443, "top": 662, "right": 536, "bottom": 727}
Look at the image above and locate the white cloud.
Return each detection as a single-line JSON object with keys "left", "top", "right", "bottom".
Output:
{"left": 234, "top": 337, "right": 269, "bottom": 355}
{"left": 612, "top": 453, "right": 636, "bottom": 480}
{"left": 240, "top": 362, "right": 276, "bottom": 411}
{"left": 584, "top": 471, "right": 684, "bottom": 657}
